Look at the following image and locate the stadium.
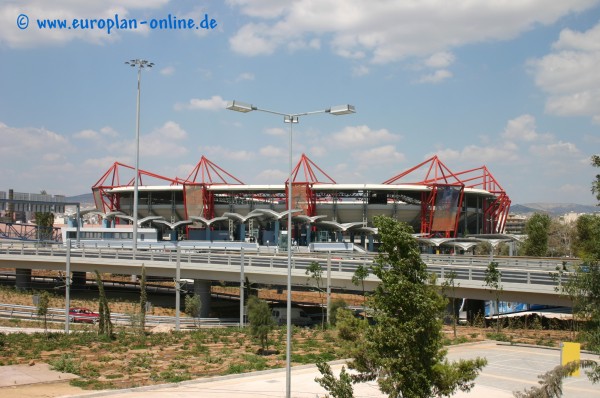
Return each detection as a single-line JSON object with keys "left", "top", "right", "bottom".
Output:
{"left": 89, "top": 153, "right": 511, "bottom": 250}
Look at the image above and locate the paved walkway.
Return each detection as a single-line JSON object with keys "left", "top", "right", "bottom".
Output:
{"left": 61, "top": 341, "right": 598, "bottom": 398}
{"left": 0, "top": 363, "right": 78, "bottom": 388}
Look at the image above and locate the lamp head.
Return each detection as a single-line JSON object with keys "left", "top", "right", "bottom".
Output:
{"left": 328, "top": 104, "right": 356, "bottom": 115}
{"left": 226, "top": 100, "right": 255, "bottom": 113}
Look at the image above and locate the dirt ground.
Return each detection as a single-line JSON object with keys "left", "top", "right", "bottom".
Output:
{"left": 0, "top": 271, "right": 577, "bottom": 397}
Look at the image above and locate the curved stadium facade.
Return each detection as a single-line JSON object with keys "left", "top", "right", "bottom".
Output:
{"left": 91, "top": 154, "right": 511, "bottom": 246}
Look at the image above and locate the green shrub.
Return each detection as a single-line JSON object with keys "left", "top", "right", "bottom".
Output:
{"left": 50, "top": 354, "right": 81, "bottom": 374}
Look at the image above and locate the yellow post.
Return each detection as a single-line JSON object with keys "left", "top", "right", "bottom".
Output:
{"left": 560, "top": 342, "right": 581, "bottom": 376}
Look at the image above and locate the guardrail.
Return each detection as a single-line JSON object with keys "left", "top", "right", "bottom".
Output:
{"left": 0, "top": 303, "right": 240, "bottom": 328}
{"left": 0, "top": 242, "right": 579, "bottom": 295}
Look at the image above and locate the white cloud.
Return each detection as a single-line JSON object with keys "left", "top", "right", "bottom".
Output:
{"left": 83, "top": 156, "right": 121, "bottom": 169}
{"left": 229, "top": 23, "right": 277, "bottom": 56}
{"left": 309, "top": 146, "right": 327, "bottom": 157}
{"left": 141, "top": 121, "right": 188, "bottom": 157}
{"left": 423, "top": 51, "right": 455, "bottom": 68}
{"left": 235, "top": 72, "right": 255, "bottom": 82}
{"left": 74, "top": 129, "right": 99, "bottom": 140}
{"left": 255, "top": 168, "right": 287, "bottom": 183}
{"left": 152, "top": 121, "right": 187, "bottom": 140}
{"left": 529, "top": 141, "right": 581, "bottom": 157}
{"left": 264, "top": 127, "right": 286, "bottom": 136}
{"left": 288, "top": 38, "right": 321, "bottom": 52}
{"left": 174, "top": 95, "right": 228, "bottom": 111}
{"left": 105, "top": 121, "right": 188, "bottom": 159}
{"left": 201, "top": 145, "right": 255, "bottom": 161}
{"left": 0, "top": 0, "right": 169, "bottom": 48}
{"left": 259, "top": 145, "right": 285, "bottom": 158}
{"left": 75, "top": 126, "right": 120, "bottom": 140}
{"left": 528, "top": 20, "right": 600, "bottom": 123}
{"left": 558, "top": 183, "right": 586, "bottom": 195}
{"left": 0, "top": 121, "right": 81, "bottom": 193}
{"left": 428, "top": 145, "right": 518, "bottom": 164}
{"left": 42, "top": 153, "right": 64, "bottom": 162}
{"left": 352, "top": 64, "right": 369, "bottom": 77}
{"left": 353, "top": 145, "right": 406, "bottom": 168}
{"left": 228, "top": 1, "right": 597, "bottom": 64}
{"left": 329, "top": 125, "right": 399, "bottom": 148}
{"left": 160, "top": 66, "right": 175, "bottom": 76}
{"left": 502, "top": 114, "right": 538, "bottom": 141}
{"left": 0, "top": 122, "right": 69, "bottom": 156}
{"left": 416, "top": 69, "right": 452, "bottom": 84}
{"left": 426, "top": 148, "right": 461, "bottom": 161}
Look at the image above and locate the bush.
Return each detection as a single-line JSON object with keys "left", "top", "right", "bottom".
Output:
{"left": 329, "top": 298, "right": 347, "bottom": 326}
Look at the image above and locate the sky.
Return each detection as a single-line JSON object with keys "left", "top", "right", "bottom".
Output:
{"left": 1, "top": 0, "right": 600, "bottom": 205}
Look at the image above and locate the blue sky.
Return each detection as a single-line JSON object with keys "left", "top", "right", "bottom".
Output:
{"left": 1, "top": 0, "right": 600, "bottom": 205}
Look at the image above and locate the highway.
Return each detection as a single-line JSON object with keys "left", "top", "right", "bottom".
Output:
{"left": 0, "top": 242, "right": 578, "bottom": 306}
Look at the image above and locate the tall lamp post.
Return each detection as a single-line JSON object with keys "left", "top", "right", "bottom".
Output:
{"left": 226, "top": 100, "right": 355, "bottom": 397}
{"left": 125, "top": 59, "right": 154, "bottom": 253}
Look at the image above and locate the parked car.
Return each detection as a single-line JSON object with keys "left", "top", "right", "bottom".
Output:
{"left": 271, "top": 306, "right": 313, "bottom": 326}
{"left": 69, "top": 307, "right": 99, "bottom": 324}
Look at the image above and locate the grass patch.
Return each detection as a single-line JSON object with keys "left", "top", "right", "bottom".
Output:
{"left": 486, "top": 332, "right": 512, "bottom": 342}
{"left": 49, "top": 354, "right": 80, "bottom": 374}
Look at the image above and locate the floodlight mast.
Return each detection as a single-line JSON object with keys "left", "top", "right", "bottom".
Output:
{"left": 125, "top": 59, "right": 154, "bottom": 253}
{"left": 226, "top": 100, "right": 355, "bottom": 398}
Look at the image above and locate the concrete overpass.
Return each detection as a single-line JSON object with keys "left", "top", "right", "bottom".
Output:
{"left": 0, "top": 243, "right": 576, "bottom": 308}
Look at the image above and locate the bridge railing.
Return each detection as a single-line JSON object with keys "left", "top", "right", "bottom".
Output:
{"left": 0, "top": 242, "right": 576, "bottom": 292}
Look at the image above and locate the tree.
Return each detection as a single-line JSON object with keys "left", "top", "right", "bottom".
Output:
{"left": 329, "top": 298, "right": 347, "bottom": 326}
{"left": 95, "top": 270, "right": 113, "bottom": 337}
{"left": 335, "top": 216, "right": 486, "bottom": 398}
{"left": 513, "top": 360, "right": 598, "bottom": 397}
{"left": 36, "top": 291, "right": 50, "bottom": 335}
{"left": 522, "top": 213, "right": 551, "bottom": 257}
{"left": 315, "top": 361, "right": 355, "bottom": 398}
{"left": 547, "top": 218, "right": 574, "bottom": 258}
{"left": 441, "top": 270, "right": 459, "bottom": 338}
{"left": 306, "top": 261, "right": 326, "bottom": 328}
{"left": 572, "top": 214, "right": 600, "bottom": 260}
{"left": 563, "top": 261, "right": 600, "bottom": 384}
{"left": 351, "top": 264, "right": 369, "bottom": 318}
{"left": 246, "top": 295, "right": 274, "bottom": 353}
{"left": 484, "top": 261, "right": 503, "bottom": 333}
{"left": 139, "top": 264, "right": 147, "bottom": 333}
{"left": 592, "top": 154, "right": 600, "bottom": 205}
{"left": 184, "top": 294, "right": 202, "bottom": 327}
{"left": 474, "top": 241, "right": 492, "bottom": 256}
{"left": 34, "top": 212, "right": 55, "bottom": 242}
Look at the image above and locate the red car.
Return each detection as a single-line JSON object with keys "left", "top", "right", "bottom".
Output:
{"left": 68, "top": 307, "right": 100, "bottom": 324}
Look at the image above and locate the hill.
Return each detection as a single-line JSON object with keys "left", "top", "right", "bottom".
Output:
{"left": 511, "top": 203, "right": 598, "bottom": 216}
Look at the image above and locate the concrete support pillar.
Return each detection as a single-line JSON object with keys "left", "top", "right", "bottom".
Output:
{"left": 239, "top": 224, "right": 245, "bottom": 242}
{"left": 206, "top": 227, "right": 211, "bottom": 242}
{"left": 306, "top": 225, "right": 311, "bottom": 245}
{"left": 337, "top": 231, "right": 343, "bottom": 242}
{"left": 194, "top": 279, "right": 211, "bottom": 318}
{"left": 102, "top": 218, "right": 110, "bottom": 228}
{"left": 71, "top": 271, "right": 87, "bottom": 287}
{"left": 368, "top": 235, "right": 374, "bottom": 252}
{"left": 15, "top": 268, "right": 32, "bottom": 290}
{"left": 274, "top": 220, "right": 280, "bottom": 245}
